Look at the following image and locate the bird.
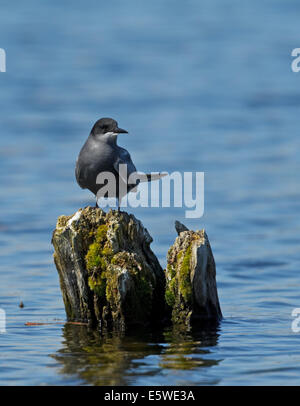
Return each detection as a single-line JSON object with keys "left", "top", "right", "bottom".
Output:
{"left": 75, "top": 117, "right": 166, "bottom": 210}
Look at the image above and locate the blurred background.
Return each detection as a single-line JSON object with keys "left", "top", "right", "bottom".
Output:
{"left": 0, "top": 0, "right": 300, "bottom": 385}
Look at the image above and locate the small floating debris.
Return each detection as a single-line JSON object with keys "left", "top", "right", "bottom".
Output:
{"left": 25, "top": 321, "right": 89, "bottom": 326}
{"left": 19, "top": 301, "right": 24, "bottom": 308}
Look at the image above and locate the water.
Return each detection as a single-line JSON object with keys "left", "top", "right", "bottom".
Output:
{"left": 0, "top": 0, "right": 300, "bottom": 385}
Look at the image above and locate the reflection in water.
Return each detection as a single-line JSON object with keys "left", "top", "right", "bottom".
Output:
{"left": 51, "top": 323, "right": 221, "bottom": 385}
{"left": 160, "top": 326, "right": 221, "bottom": 371}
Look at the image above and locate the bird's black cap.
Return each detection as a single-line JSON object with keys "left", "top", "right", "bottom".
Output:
{"left": 91, "top": 117, "right": 128, "bottom": 135}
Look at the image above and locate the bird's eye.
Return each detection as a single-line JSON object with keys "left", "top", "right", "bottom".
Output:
{"left": 102, "top": 125, "right": 108, "bottom": 132}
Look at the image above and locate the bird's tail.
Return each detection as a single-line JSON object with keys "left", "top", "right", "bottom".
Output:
{"left": 137, "top": 172, "right": 168, "bottom": 183}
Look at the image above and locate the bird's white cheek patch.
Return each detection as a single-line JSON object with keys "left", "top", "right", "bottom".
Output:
{"left": 100, "top": 132, "right": 119, "bottom": 142}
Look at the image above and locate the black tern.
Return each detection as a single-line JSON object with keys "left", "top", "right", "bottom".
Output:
{"left": 75, "top": 117, "right": 166, "bottom": 210}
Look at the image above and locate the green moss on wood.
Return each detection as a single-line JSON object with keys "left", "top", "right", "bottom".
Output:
{"left": 85, "top": 224, "right": 114, "bottom": 299}
{"left": 85, "top": 224, "right": 154, "bottom": 325}
{"left": 165, "top": 264, "right": 177, "bottom": 307}
{"left": 106, "top": 252, "right": 154, "bottom": 323}
{"left": 165, "top": 285, "right": 176, "bottom": 307}
{"left": 88, "top": 274, "right": 106, "bottom": 297}
{"left": 178, "top": 245, "right": 192, "bottom": 304}
{"left": 165, "top": 244, "right": 193, "bottom": 317}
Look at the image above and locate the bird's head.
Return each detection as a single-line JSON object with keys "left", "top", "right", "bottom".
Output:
{"left": 91, "top": 118, "right": 128, "bottom": 142}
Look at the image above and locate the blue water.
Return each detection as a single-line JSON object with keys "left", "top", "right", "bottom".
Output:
{"left": 0, "top": 0, "right": 300, "bottom": 385}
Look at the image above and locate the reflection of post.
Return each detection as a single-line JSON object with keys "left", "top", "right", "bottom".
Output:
{"left": 51, "top": 323, "right": 221, "bottom": 385}
{"left": 160, "top": 326, "right": 220, "bottom": 375}
{"left": 0, "top": 49, "right": 6, "bottom": 73}
{"left": 51, "top": 324, "right": 165, "bottom": 385}
{"left": 0, "top": 308, "right": 6, "bottom": 333}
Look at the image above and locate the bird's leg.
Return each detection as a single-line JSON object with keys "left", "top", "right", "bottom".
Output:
{"left": 117, "top": 198, "right": 120, "bottom": 212}
{"left": 95, "top": 199, "right": 99, "bottom": 208}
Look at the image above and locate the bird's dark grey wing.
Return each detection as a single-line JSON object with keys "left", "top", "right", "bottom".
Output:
{"left": 113, "top": 148, "right": 137, "bottom": 182}
{"left": 75, "top": 158, "right": 89, "bottom": 189}
{"left": 113, "top": 149, "right": 167, "bottom": 185}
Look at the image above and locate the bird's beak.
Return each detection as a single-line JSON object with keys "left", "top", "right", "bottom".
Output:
{"left": 116, "top": 127, "right": 128, "bottom": 134}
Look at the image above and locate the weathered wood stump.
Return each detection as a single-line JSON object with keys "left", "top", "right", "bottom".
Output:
{"left": 52, "top": 208, "right": 222, "bottom": 330}
{"left": 165, "top": 221, "right": 222, "bottom": 326}
{"left": 52, "top": 207, "right": 165, "bottom": 329}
